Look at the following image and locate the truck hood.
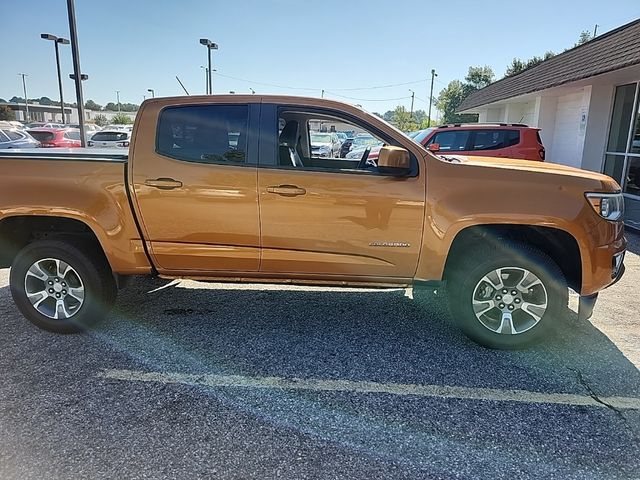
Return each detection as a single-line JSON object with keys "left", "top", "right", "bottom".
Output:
{"left": 437, "top": 154, "right": 621, "bottom": 192}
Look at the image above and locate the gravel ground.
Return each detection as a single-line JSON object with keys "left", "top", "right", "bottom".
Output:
{"left": 0, "top": 230, "right": 639, "bottom": 479}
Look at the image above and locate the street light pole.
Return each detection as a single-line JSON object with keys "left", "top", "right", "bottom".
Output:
{"left": 428, "top": 68, "right": 437, "bottom": 127}
{"left": 66, "top": 0, "right": 87, "bottom": 146}
{"left": 41, "top": 34, "right": 70, "bottom": 123}
{"left": 147, "top": 89, "right": 155, "bottom": 98}
{"left": 18, "top": 73, "right": 29, "bottom": 122}
{"left": 409, "top": 89, "right": 415, "bottom": 118}
{"left": 200, "top": 39, "right": 218, "bottom": 94}
{"left": 200, "top": 66, "right": 208, "bottom": 94}
{"left": 116, "top": 90, "right": 121, "bottom": 112}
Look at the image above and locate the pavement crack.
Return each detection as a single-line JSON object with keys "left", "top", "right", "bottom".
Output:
{"left": 567, "top": 367, "right": 640, "bottom": 445}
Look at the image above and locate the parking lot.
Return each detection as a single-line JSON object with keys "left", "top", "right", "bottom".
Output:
{"left": 0, "top": 232, "right": 638, "bottom": 480}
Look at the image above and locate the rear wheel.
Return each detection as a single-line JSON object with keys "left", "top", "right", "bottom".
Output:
{"left": 446, "top": 242, "right": 567, "bottom": 349}
{"left": 10, "top": 240, "right": 116, "bottom": 333}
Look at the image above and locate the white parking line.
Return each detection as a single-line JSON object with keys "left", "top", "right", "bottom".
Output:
{"left": 98, "top": 369, "right": 640, "bottom": 410}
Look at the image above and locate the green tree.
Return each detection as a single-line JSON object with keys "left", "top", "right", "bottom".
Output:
{"left": 93, "top": 114, "right": 109, "bottom": 127}
{"left": 464, "top": 66, "right": 494, "bottom": 94}
{"left": 110, "top": 112, "right": 133, "bottom": 124}
{"left": 104, "top": 102, "right": 118, "bottom": 111}
{"left": 0, "top": 105, "right": 16, "bottom": 121}
{"left": 505, "top": 51, "right": 555, "bottom": 77}
{"left": 85, "top": 99, "right": 102, "bottom": 111}
{"left": 389, "top": 106, "right": 419, "bottom": 131}
{"left": 435, "top": 66, "right": 494, "bottom": 124}
{"left": 576, "top": 30, "right": 593, "bottom": 46}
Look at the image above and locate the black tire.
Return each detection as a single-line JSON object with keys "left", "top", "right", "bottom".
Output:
{"left": 446, "top": 242, "right": 568, "bottom": 349}
{"left": 10, "top": 239, "right": 117, "bottom": 333}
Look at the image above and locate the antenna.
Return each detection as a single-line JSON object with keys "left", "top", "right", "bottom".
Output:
{"left": 175, "top": 76, "right": 190, "bottom": 95}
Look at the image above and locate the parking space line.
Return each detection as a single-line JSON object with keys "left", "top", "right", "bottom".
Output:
{"left": 98, "top": 369, "right": 640, "bottom": 410}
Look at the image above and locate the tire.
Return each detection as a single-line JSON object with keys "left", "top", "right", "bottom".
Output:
{"left": 10, "top": 239, "right": 117, "bottom": 333}
{"left": 446, "top": 242, "right": 568, "bottom": 349}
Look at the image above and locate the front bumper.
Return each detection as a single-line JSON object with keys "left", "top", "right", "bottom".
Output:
{"left": 578, "top": 250, "right": 625, "bottom": 321}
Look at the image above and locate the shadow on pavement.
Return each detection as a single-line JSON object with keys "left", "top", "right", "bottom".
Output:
{"left": 1, "top": 277, "right": 639, "bottom": 479}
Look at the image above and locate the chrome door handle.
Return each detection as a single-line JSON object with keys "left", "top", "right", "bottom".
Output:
{"left": 266, "top": 185, "right": 307, "bottom": 197}
{"left": 144, "top": 178, "right": 183, "bottom": 190}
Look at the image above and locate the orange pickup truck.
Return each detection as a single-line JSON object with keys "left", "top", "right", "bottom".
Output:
{"left": 0, "top": 95, "right": 627, "bottom": 348}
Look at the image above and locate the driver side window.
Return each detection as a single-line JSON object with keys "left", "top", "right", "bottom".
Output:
{"left": 277, "top": 109, "right": 387, "bottom": 174}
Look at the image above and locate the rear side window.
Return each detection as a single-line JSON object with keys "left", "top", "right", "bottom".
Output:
{"left": 156, "top": 104, "right": 248, "bottom": 164}
{"left": 91, "top": 132, "right": 128, "bottom": 141}
{"left": 470, "top": 129, "right": 520, "bottom": 151}
{"left": 4, "top": 130, "right": 24, "bottom": 141}
{"left": 0, "top": 131, "right": 9, "bottom": 142}
{"left": 430, "top": 130, "right": 471, "bottom": 151}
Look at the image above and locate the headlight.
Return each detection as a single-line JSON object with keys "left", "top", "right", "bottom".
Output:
{"left": 585, "top": 193, "right": 624, "bottom": 221}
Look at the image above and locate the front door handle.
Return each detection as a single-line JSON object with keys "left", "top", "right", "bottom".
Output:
{"left": 145, "top": 178, "right": 183, "bottom": 190}
{"left": 266, "top": 185, "right": 307, "bottom": 197}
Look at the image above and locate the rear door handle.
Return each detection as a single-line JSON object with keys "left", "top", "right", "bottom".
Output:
{"left": 266, "top": 185, "right": 307, "bottom": 197}
{"left": 144, "top": 178, "right": 183, "bottom": 190}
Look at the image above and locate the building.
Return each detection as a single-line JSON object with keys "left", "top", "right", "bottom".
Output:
{"left": 458, "top": 18, "right": 640, "bottom": 228}
{"left": 0, "top": 102, "right": 137, "bottom": 124}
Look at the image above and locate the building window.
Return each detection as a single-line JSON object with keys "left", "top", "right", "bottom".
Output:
{"left": 605, "top": 82, "right": 640, "bottom": 199}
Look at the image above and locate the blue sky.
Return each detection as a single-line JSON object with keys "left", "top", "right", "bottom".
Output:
{"left": 1, "top": 0, "right": 639, "bottom": 116}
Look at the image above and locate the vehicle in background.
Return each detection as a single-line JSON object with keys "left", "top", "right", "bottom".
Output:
{"left": 25, "top": 122, "right": 66, "bottom": 130}
{"left": 423, "top": 124, "right": 545, "bottom": 161}
{"left": 310, "top": 132, "right": 341, "bottom": 157}
{"left": 8, "top": 121, "right": 26, "bottom": 130}
{"left": 335, "top": 132, "right": 347, "bottom": 144}
{"left": 104, "top": 124, "right": 133, "bottom": 132}
{"left": 0, "top": 127, "right": 40, "bottom": 149}
{"left": 339, "top": 137, "right": 353, "bottom": 158}
{"left": 27, "top": 128, "right": 82, "bottom": 148}
{"left": 68, "top": 123, "right": 101, "bottom": 142}
{"left": 345, "top": 134, "right": 384, "bottom": 159}
{"left": 87, "top": 129, "right": 131, "bottom": 148}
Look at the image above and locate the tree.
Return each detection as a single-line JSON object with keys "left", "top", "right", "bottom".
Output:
{"left": 38, "top": 96, "right": 53, "bottom": 105}
{"left": 104, "top": 102, "right": 118, "bottom": 111}
{"left": 435, "top": 66, "right": 495, "bottom": 124}
{"left": 10, "top": 96, "right": 25, "bottom": 104}
{"left": 389, "top": 106, "right": 418, "bottom": 132}
{"left": 504, "top": 51, "right": 555, "bottom": 77}
{"left": 110, "top": 112, "right": 133, "bottom": 124}
{"left": 0, "top": 105, "right": 15, "bottom": 121}
{"left": 576, "top": 30, "right": 593, "bottom": 46}
{"left": 85, "top": 99, "right": 102, "bottom": 111}
{"left": 93, "top": 114, "right": 109, "bottom": 127}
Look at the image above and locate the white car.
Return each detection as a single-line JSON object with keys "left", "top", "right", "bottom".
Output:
{"left": 68, "top": 123, "right": 101, "bottom": 142}
{"left": 87, "top": 129, "right": 131, "bottom": 148}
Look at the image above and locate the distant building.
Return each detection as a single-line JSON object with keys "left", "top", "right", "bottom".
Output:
{"left": 0, "top": 102, "right": 137, "bottom": 124}
{"left": 458, "top": 19, "right": 640, "bottom": 228}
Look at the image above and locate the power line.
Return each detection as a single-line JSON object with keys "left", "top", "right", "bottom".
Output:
{"left": 324, "top": 91, "right": 412, "bottom": 102}
{"left": 329, "top": 79, "right": 427, "bottom": 91}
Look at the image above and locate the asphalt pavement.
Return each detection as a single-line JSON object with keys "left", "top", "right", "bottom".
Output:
{"left": 1, "top": 232, "right": 639, "bottom": 479}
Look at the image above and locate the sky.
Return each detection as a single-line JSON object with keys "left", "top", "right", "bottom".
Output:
{"left": 1, "top": 0, "right": 639, "bottom": 117}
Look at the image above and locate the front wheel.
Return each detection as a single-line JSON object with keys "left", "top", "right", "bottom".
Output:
{"left": 446, "top": 242, "right": 568, "bottom": 349}
{"left": 10, "top": 239, "right": 117, "bottom": 333}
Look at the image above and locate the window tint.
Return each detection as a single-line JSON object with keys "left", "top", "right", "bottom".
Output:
{"left": 91, "top": 132, "right": 128, "bottom": 141}
{"left": 430, "top": 131, "right": 471, "bottom": 151}
{"left": 28, "top": 131, "right": 55, "bottom": 142}
{"left": 0, "top": 131, "right": 9, "bottom": 143}
{"left": 625, "top": 157, "right": 640, "bottom": 196}
{"left": 607, "top": 84, "right": 636, "bottom": 153}
{"left": 157, "top": 104, "right": 248, "bottom": 164}
{"left": 470, "top": 129, "right": 519, "bottom": 151}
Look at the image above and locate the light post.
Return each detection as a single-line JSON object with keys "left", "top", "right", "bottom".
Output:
{"left": 41, "top": 34, "right": 70, "bottom": 123}
{"left": 18, "top": 73, "right": 29, "bottom": 122}
{"left": 200, "top": 66, "right": 208, "bottom": 94}
{"left": 66, "top": 0, "right": 87, "bottom": 146}
{"left": 249, "top": 88, "right": 255, "bottom": 94}
{"left": 199, "top": 38, "right": 218, "bottom": 94}
{"left": 428, "top": 69, "right": 437, "bottom": 127}
{"left": 409, "top": 89, "right": 415, "bottom": 118}
{"left": 116, "top": 90, "right": 121, "bottom": 112}
{"left": 147, "top": 88, "right": 155, "bottom": 98}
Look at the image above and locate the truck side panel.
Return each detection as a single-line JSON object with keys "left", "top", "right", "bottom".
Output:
{"left": 0, "top": 158, "right": 151, "bottom": 274}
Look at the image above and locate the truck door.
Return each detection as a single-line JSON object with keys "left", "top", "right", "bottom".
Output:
{"left": 256, "top": 105, "right": 426, "bottom": 280}
{"left": 130, "top": 101, "right": 261, "bottom": 273}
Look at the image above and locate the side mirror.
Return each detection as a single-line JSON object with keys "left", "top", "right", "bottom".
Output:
{"left": 377, "top": 146, "right": 411, "bottom": 176}
{"left": 428, "top": 143, "right": 440, "bottom": 152}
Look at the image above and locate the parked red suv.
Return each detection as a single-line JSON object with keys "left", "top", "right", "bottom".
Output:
{"left": 26, "top": 128, "right": 82, "bottom": 148}
{"left": 418, "top": 123, "right": 546, "bottom": 161}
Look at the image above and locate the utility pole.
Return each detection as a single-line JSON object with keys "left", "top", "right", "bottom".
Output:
{"left": 321, "top": 89, "right": 325, "bottom": 98}
{"left": 593, "top": 24, "right": 599, "bottom": 37}
{"left": 409, "top": 89, "right": 415, "bottom": 118}
{"left": 67, "top": 0, "right": 87, "bottom": 146}
{"left": 18, "top": 74, "right": 29, "bottom": 122}
{"left": 428, "top": 68, "right": 437, "bottom": 127}
{"left": 116, "top": 90, "right": 121, "bottom": 112}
